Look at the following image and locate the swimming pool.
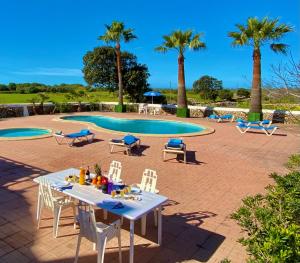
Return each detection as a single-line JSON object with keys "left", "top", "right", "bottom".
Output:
{"left": 0, "top": 128, "right": 52, "bottom": 140}
{"left": 60, "top": 115, "right": 213, "bottom": 136}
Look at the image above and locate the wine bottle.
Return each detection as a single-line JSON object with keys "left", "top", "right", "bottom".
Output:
{"left": 86, "top": 166, "right": 91, "bottom": 181}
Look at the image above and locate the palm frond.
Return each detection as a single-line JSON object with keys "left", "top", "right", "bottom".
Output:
{"left": 155, "top": 29, "right": 206, "bottom": 55}
{"left": 99, "top": 21, "right": 136, "bottom": 44}
{"left": 228, "top": 16, "right": 292, "bottom": 49}
{"left": 154, "top": 46, "right": 168, "bottom": 53}
{"left": 189, "top": 33, "right": 206, "bottom": 50}
{"left": 270, "top": 43, "right": 289, "bottom": 54}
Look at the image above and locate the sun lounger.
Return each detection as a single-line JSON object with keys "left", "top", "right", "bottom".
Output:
{"left": 236, "top": 118, "right": 272, "bottom": 127}
{"left": 109, "top": 134, "right": 141, "bottom": 155}
{"left": 163, "top": 138, "right": 186, "bottom": 163}
{"left": 53, "top": 129, "right": 95, "bottom": 146}
{"left": 208, "top": 114, "right": 234, "bottom": 122}
{"left": 236, "top": 123, "right": 278, "bottom": 136}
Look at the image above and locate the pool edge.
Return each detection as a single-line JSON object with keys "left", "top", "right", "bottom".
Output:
{"left": 0, "top": 127, "right": 53, "bottom": 141}
{"left": 54, "top": 115, "right": 215, "bottom": 137}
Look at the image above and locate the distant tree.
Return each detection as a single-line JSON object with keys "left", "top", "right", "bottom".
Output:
{"left": 8, "top": 82, "right": 16, "bottom": 91}
{"left": 99, "top": 21, "right": 137, "bottom": 110}
{"left": 83, "top": 47, "right": 117, "bottom": 91}
{"left": 37, "top": 93, "right": 50, "bottom": 114}
{"left": 155, "top": 30, "right": 206, "bottom": 117}
{"left": 65, "top": 88, "right": 87, "bottom": 112}
{"left": 192, "top": 75, "right": 223, "bottom": 101}
{"left": 83, "top": 46, "right": 150, "bottom": 102}
{"left": 228, "top": 17, "right": 293, "bottom": 120}
{"left": 0, "top": 84, "right": 8, "bottom": 91}
{"left": 218, "top": 89, "right": 233, "bottom": 101}
{"left": 236, "top": 88, "right": 251, "bottom": 98}
{"left": 28, "top": 97, "right": 39, "bottom": 115}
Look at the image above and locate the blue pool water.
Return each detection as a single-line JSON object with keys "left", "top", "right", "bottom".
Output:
{"left": 0, "top": 128, "right": 50, "bottom": 138}
{"left": 61, "top": 115, "right": 205, "bottom": 135}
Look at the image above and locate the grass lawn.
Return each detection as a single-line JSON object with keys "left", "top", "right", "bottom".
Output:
{"left": 0, "top": 91, "right": 203, "bottom": 104}
{"left": 1, "top": 91, "right": 299, "bottom": 111}
{"left": 0, "top": 91, "right": 119, "bottom": 104}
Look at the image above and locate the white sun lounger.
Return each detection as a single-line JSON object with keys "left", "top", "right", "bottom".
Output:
{"left": 236, "top": 123, "right": 278, "bottom": 136}
{"left": 53, "top": 129, "right": 95, "bottom": 146}
{"left": 109, "top": 134, "right": 141, "bottom": 155}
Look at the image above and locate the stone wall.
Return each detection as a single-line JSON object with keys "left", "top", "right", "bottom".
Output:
{"left": 0, "top": 102, "right": 299, "bottom": 124}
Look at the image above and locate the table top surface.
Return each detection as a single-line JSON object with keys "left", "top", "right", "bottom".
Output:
{"left": 34, "top": 168, "right": 168, "bottom": 220}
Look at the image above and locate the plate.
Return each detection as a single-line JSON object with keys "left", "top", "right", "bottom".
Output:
{"left": 131, "top": 186, "right": 142, "bottom": 194}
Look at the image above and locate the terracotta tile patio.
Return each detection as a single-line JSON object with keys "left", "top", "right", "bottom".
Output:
{"left": 0, "top": 112, "right": 299, "bottom": 263}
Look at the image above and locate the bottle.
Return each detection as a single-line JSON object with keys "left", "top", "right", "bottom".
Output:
{"left": 85, "top": 166, "right": 91, "bottom": 181}
{"left": 79, "top": 167, "right": 86, "bottom": 185}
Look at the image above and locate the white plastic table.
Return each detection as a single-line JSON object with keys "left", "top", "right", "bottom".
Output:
{"left": 34, "top": 168, "right": 168, "bottom": 263}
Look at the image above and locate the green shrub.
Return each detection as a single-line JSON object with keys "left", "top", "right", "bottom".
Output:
{"left": 114, "top": 104, "right": 126, "bottom": 113}
{"left": 285, "top": 154, "right": 300, "bottom": 171}
{"left": 236, "top": 88, "right": 250, "bottom": 98}
{"left": 232, "top": 171, "right": 300, "bottom": 262}
{"left": 176, "top": 107, "right": 190, "bottom": 118}
{"left": 218, "top": 89, "right": 233, "bottom": 101}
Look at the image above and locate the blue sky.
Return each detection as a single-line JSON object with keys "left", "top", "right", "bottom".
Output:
{"left": 0, "top": 0, "right": 299, "bottom": 88}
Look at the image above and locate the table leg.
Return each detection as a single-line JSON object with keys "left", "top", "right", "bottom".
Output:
{"left": 129, "top": 220, "right": 135, "bottom": 263}
{"left": 158, "top": 206, "right": 162, "bottom": 245}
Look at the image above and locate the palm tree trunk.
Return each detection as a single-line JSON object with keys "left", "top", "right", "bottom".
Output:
{"left": 116, "top": 43, "right": 123, "bottom": 106}
{"left": 177, "top": 54, "right": 187, "bottom": 108}
{"left": 250, "top": 48, "right": 262, "bottom": 115}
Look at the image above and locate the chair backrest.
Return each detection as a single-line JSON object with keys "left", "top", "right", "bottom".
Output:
{"left": 77, "top": 204, "right": 97, "bottom": 242}
{"left": 140, "top": 169, "right": 157, "bottom": 193}
{"left": 102, "top": 219, "right": 121, "bottom": 242}
{"left": 108, "top": 161, "right": 122, "bottom": 182}
{"left": 77, "top": 204, "right": 120, "bottom": 243}
{"left": 39, "top": 176, "right": 55, "bottom": 210}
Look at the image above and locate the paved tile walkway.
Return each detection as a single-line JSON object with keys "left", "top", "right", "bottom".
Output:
{"left": 0, "top": 112, "right": 299, "bottom": 263}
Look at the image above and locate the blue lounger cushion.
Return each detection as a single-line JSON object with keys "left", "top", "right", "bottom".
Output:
{"left": 123, "top": 134, "right": 139, "bottom": 145}
{"left": 238, "top": 123, "right": 277, "bottom": 130}
{"left": 237, "top": 120, "right": 271, "bottom": 126}
{"left": 260, "top": 120, "right": 271, "bottom": 125}
{"left": 66, "top": 129, "right": 92, "bottom": 138}
{"left": 220, "top": 114, "right": 232, "bottom": 119}
{"left": 208, "top": 114, "right": 219, "bottom": 119}
{"left": 80, "top": 129, "right": 92, "bottom": 135}
{"left": 167, "top": 138, "right": 183, "bottom": 148}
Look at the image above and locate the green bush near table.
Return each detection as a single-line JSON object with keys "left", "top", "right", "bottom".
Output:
{"left": 176, "top": 107, "right": 190, "bottom": 118}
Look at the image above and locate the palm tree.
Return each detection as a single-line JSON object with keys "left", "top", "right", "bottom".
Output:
{"left": 155, "top": 30, "right": 206, "bottom": 117}
{"left": 99, "top": 21, "right": 136, "bottom": 111}
{"left": 228, "top": 17, "right": 293, "bottom": 121}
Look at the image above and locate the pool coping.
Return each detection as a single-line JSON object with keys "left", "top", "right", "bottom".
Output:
{"left": 0, "top": 127, "right": 53, "bottom": 141}
{"left": 53, "top": 114, "right": 215, "bottom": 137}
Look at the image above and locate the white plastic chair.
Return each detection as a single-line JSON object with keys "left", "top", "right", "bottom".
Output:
{"left": 150, "top": 107, "right": 160, "bottom": 115}
{"left": 137, "top": 169, "right": 159, "bottom": 236}
{"left": 103, "top": 160, "right": 123, "bottom": 220}
{"left": 108, "top": 160, "right": 122, "bottom": 183}
{"left": 138, "top": 103, "right": 148, "bottom": 114}
{"left": 37, "top": 176, "right": 76, "bottom": 238}
{"left": 74, "top": 203, "right": 122, "bottom": 263}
